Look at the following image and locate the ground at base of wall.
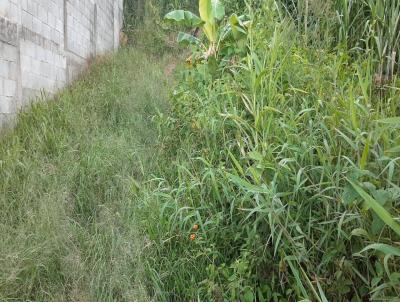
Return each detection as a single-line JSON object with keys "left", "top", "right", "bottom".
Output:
{"left": 0, "top": 47, "right": 172, "bottom": 302}
{"left": 0, "top": 0, "right": 123, "bottom": 127}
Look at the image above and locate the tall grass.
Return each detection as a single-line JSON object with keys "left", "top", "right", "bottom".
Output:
{"left": 1, "top": 1, "right": 399, "bottom": 301}
{"left": 138, "top": 1, "right": 400, "bottom": 301}
{"left": 123, "top": 0, "right": 197, "bottom": 27}
{"left": 276, "top": 0, "right": 400, "bottom": 77}
{"left": 0, "top": 49, "right": 169, "bottom": 301}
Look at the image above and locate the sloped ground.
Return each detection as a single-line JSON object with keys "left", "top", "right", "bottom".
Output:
{"left": 0, "top": 48, "right": 170, "bottom": 301}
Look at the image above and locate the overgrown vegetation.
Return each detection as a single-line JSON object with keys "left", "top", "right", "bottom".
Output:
{"left": 0, "top": 49, "right": 169, "bottom": 301}
{"left": 124, "top": 0, "right": 197, "bottom": 26}
{"left": 135, "top": 0, "right": 400, "bottom": 301}
{"left": 1, "top": 0, "right": 399, "bottom": 301}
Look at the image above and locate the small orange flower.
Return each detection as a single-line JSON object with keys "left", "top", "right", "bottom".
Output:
{"left": 190, "top": 233, "right": 196, "bottom": 241}
{"left": 193, "top": 224, "right": 199, "bottom": 231}
{"left": 185, "top": 56, "right": 193, "bottom": 67}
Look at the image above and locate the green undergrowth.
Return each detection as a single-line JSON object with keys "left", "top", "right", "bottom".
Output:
{"left": 1, "top": 1, "right": 400, "bottom": 301}
{"left": 137, "top": 3, "right": 400, "bottom": 302}
{"left": 0, "top": 48, "right": 170, "bottom": 301}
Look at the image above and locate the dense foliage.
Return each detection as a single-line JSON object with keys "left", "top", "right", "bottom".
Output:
{"left": 1, "top": 1, "right": 399, "bottom": 301}
{"left": 123, "top": 0, "right": 198, "bottom": 26}
{"left": 138, "top": 0, "right": 400, "bottom": 301}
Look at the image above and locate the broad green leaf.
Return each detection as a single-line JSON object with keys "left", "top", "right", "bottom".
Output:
{"left": 212, "top": 0, "right": 225, "bottom": 20}
{"left": 177, "top": 32, "right": 200, "bottom": 45}
{"left": 164, "top": 10, "right": 203, "bottom": 28}
{"left": 351, "top": 228, "right": 370, "bottom": 238}
{"left": 372, "top": 189, "right": 391, "bottom": 205}
{"left": 348, "top": 180, "right": 400, "bottom": 237}
{"left": 342, "top": 184, "right": 359, "bottom": 205}
{"left": 199, "top": 0, "right": 225, "bottom": 42}
{"left": 243, "top": 289, "right": 254, "bottom": 302}
{"left": 229, "top": 14, "right": 247, "bottom": 40}
{"left": 371, "top": 213, "right": 385, "bottom": 235}
{"left": 199, "top": 0, "right": 225, "bottom": 22}
{"left": 226, "top": 172, "right": 268, "bottom": 193}
{"left": 358, "top": 243, "right": 400, "bottom": 257}
{"left": 371, "top": 188, "right": 392, "bottom": 234}
{"left": 389, "top": 272, "right": 400, "bottom": 283}
{"left": 248, "top": 151, "right": 263, "bottom": 162}
{"left": 199, "top": 0, "right": 214, "bottom": 42}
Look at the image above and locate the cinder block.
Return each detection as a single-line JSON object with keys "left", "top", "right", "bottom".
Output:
{"left": 27, "top": 0, "right": 38, "bottom": 17}
{"left": 9, "top": 3, "right": 20, "bottom": 22}
{"left": 21, "top": 71, "right": 30, "bottom": 88}
{"left": 31, "top": 59, "right": 40, "bottom": 74}
{"left": 51, "top": 28, "right": 59, "bottom": 44}
{"left": 22, "top": 10, "right": 33, "bottom": 29}
{"left": 4, "top": 79, "right": 16, "bottom": 97}
{"left": 42, "top": 23, "right": 51, "bottom": 40}
{"left": 32, "top": 16, "right": 41, "bottom": 33}
{"left": 0, "top": 78, "right": 4, "bottom": 96}
{"left": 20, "top": 55, "right": 31, "bottom": 71}
{"left": 8, "top": 62, "right": 18, "bottom": 80}
{"left": 0, "top": 2, "right": 10, "bottom": 17}
{"left": 45, "top": 49, "right": 53, "bottom": 63}
{"left": 60, "top": 56, "right": 66, "bottom": 69}
{"left": 49, "top": 1, "right": 58, "bottom": 18}
{"left": 48, "top": 12, "right": 56, "bottom": 29}
{"left": 31, "top": 74, "right": 41, "bottom": 89}
{"left": 0, "top": 59, "right": 9, "bottom": 78}
{"left": 2, "top": 43, "right": 17, "bottom": 61}
{"left": 21, "top": 0, "right": 28, "bottom": 11}
{"left": 38, "top": 6, "right": 48, "bottom": 24}
{"left": 21, "top": 41, "right": 35, "bottom": 57}
{"left": 55, "top": 54, "right": 64, "bottom": 68}
{"left": 0, "top": 96, "right": 13, "bottom": 114}
{"left": 55, "top": 19, "right": 63, "bottom": 32}
{"left": 56, "top": 67, "right": 66, "bottom": 82}
{"left": 40, "top": 61, "right": 51, "bottom": 76}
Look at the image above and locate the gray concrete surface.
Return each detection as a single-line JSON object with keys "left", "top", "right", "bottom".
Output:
{"left": 0, "top": 0, "right": 123, "bottom": 127}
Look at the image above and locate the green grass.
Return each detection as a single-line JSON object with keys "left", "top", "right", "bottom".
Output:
{"left": 0, "top": 48, "right": 169, "bottom": 301}
{"left": 135, "top": 2, "right": 400, "bottom": 301}
{"left": 1, "top": 1, "right": 400, "bottom": 301}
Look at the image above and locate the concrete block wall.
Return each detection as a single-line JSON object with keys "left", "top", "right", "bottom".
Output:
{"left": 65, "top": 0, "right": 94, "bottom": 58}
{"left": 0, "top": 0, "right": 123, "bottom": 128}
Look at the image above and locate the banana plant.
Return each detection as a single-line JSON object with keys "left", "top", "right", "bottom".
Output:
{"left": 164, "top": 0, "right": 248, "bottom": 58}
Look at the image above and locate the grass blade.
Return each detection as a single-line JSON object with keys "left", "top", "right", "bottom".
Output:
{"left": 348, "top": 180, "right": 400, "bottom": 237}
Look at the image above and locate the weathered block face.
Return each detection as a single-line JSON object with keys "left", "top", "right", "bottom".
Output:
{"left": 0, "top": 0, "right": 124, "bottom": 128}
{"left": 65, "top": 0, "right": 95, "bottom": 58}
{"left": 0, "top": 33, "right": 18, "bottom": 127}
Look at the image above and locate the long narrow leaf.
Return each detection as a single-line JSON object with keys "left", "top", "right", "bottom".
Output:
{"left": 358, "top": 243, "right": 400, "bottom": 257}
{"left": 376, "top": 117, "right": 400, "bottom": 126}
{"left": 348, "top": 180, "right": 400, "bottom": 237}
